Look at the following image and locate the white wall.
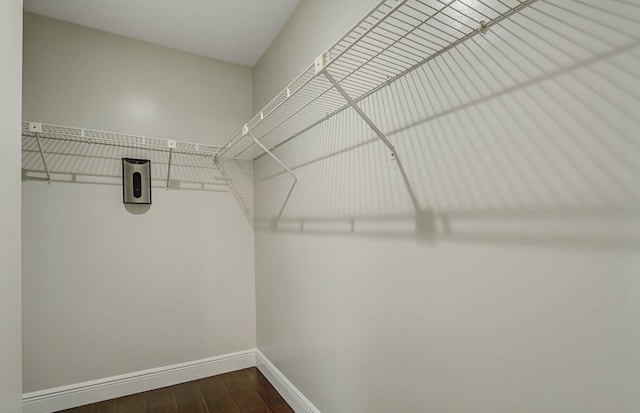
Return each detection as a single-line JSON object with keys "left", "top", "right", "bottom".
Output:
{"left": 252, "top": 0, "right": 379, "bottom": 111}
{"left": 22, "top": 13, "right": 255, "bottom": 393}
{"left": 0, "top": 1, "right": 23, "bottom": 412}
{"left": 252, "top": 1, "right": 640, "bottom": 412}
{"left": 23, "top": 12, "right": 251, "bottom": 144}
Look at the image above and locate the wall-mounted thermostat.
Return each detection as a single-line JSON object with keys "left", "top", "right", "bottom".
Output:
{"left": 122, "top": 158, "right": 151, "bottom": 204}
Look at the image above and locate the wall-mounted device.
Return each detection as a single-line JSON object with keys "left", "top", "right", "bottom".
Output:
{"left": 122, "top": 158, "right": 151, "bottom": 204}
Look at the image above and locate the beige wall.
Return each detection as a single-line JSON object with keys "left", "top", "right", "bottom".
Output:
{"left": 23, "top": 12, "right": 251, "bottom": 145}
{"left": 0, "top": 1, "right": 23, "bottom": 412}
{"left": 252, "top": 0, "right": 378, "bottom": 112}
{"left": 252, "top": 1, "right": 640, "bottom": 412}
{"left": 22, "top": 13, "right": 255, "bottom": 392}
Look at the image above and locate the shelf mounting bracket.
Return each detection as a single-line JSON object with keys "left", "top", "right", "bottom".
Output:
{"left": 166, "top": 140, "right": 177, "bottom": 190}
{"left": 479, "top": 20, "right": 488, "bottom": 34}
{"left": 250, "top": 134, "right": 298, "bottom": 221}
{"left": 322, "top": 69, "right": 421, "bottom": 212}
{"left": 322, "top": 70, "right": 397, "bottom": 159}
{"left": 251, "top": 135, "right": 298, "bottom": 185}
{"left": 30, "top": 122, "right": 51, "bottom": 184}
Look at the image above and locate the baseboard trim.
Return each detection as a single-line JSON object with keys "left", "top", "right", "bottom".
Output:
{"left": 23, "top": 349, "right": 256, "bottom": 413}
{"left": 256, "top": 350, "right": 321, "bottom": 413}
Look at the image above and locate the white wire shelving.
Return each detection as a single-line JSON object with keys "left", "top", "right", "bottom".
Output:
{"left": 21, "top": 0, "right": 538, "bottom": 218}
{"left": 219, "top": 0, "right": 536, "bottom": 163}
{"left": 22, "top": 122, "right": 221, "bottom": 156}
{"left": 214, "top": 0, "right": 537, "bottom": 219}
{"left": 21, "top": 121, "right": 222, "bottom": 186}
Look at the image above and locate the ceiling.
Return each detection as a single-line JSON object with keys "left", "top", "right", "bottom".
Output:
{"left": 23, "top": 0, "right": 301, "bottom": 67}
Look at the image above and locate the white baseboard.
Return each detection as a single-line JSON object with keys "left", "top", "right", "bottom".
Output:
{"left": 23, "top": 349, "right": 256, "bottom": 413}
{"left": 256, "top": 350, "right": 321, "bottom": 413}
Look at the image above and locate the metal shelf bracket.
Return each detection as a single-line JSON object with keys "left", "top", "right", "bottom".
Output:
{"left": 251, "top": 135, "right": 298, "bottom": 185}
{"left": 479, "top": 20, "right": 488, "bottom": 34}
{"left": 314, "top": 52, "right": 329, "bottom": 74}
{"left": 166, "top": 140, "right": 177, "bottom": 190}
{"left": 321, "top": 71, "right": 421, "bottom": 212}
{"left": 322, "top": 70, "right": 397, "bottom": 159}
{"left": 251, "top": 134, "right": 298, "bottom": 221}
{"left": 29, "top": 122, "right": 51, "bottom": 184}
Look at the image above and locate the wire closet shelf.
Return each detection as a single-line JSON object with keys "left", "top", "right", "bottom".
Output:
{"left": 218, "top": 0, "right": 536, "bottom": 161}
{"left": 21, "top": 121, "right": 224, "bottom": 187}
{"left": 22, "top": 0, "right": 537, "bottom": 185}
{"left": 21, "top": 122, "right": 222, "bottom": 156}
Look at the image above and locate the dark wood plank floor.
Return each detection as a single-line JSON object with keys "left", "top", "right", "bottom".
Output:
{"left": 58, "top": 368, "right": 294, "bottom": 413}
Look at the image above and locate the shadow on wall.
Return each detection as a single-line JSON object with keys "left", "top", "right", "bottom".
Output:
{"left": 248, "top": 0, "right": 640, "bottom": 249}
{"left": 21, "top": 138, "right": 255, "bottom": 223}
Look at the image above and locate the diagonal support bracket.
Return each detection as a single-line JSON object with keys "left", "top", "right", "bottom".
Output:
{"left": 322, "top": 68, "right": 421, "bottom": 212}
{"left": 166, "top": 149, "right": 174, "bottom": 190}
{"left": 30, "top": 122, "right": 51, "bottom": 184}
{"left": 250, "top": 134, "right": 298, "bottom": 221}
{"left": 251, "top": 135, "right": 298, "bottom": 186}
{"left": 166, "top": 140, "right": 177, "bottom": 190}
{"left": 34, "top": 133, "right": 51, "bottom": 184}
{"left": 322, "top": 70, "right": 397, "bottom": 159}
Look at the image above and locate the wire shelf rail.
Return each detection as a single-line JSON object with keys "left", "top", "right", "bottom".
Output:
{"left": 218, "top": 0, "right": 537, "bottom": 160}
{"left": 21, "top": 121, "right": 223, "bottom": 187}
{"left": 20, "top": 0, "right": 539, "bottom": 221}
{"left": 21, "top": 122, "right": 222, "bottom": 156}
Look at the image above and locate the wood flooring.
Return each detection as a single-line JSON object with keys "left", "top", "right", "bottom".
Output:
{"left": 58, "top": 368, "right": 294, "bottom": 413}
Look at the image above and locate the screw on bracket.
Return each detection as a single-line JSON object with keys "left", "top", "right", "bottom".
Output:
{"left": 29, "top": 122, "right": 42, "bottom": 133}
{"left": 479, "top": 20, "right": 488, "bottom": 34}
{"left": 314, "top": 52, "right": 328, "bottom": 74}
